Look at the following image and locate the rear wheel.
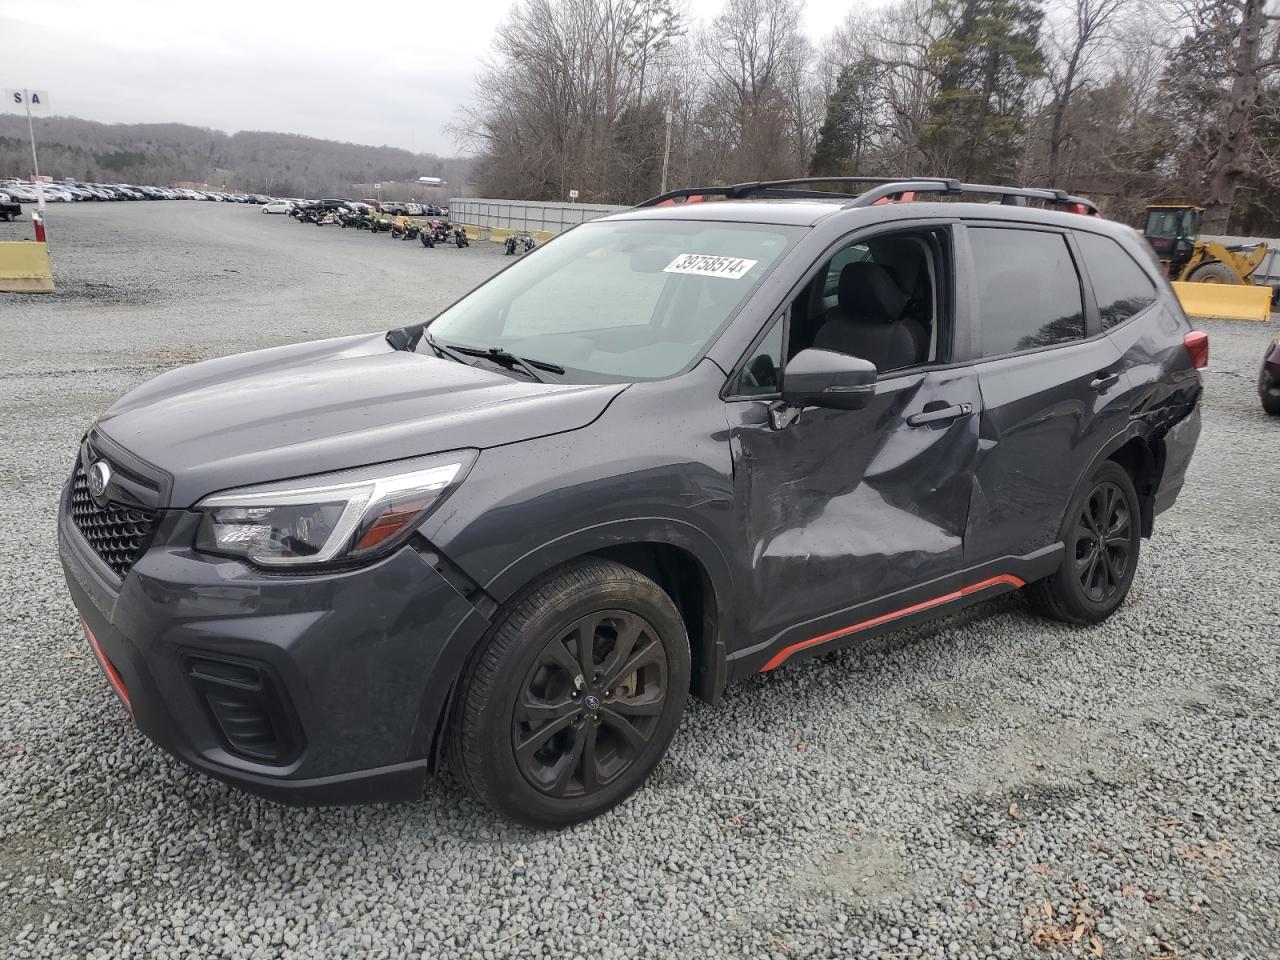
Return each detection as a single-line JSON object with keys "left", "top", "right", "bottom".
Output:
{"left": 1263, "top": 395, "right": 1280, "bottom": 416}
{"left": 1026, "top": 461, "right": 1141, "bottom": 624}
{"left": 449, "top": 559, "right": 689, "bottom": 827}
{"left": 1187, "top": 261, "right": 1237, "bottom": 284}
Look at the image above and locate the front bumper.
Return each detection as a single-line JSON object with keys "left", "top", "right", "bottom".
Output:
{"left": 58, "top": 484, "right": 490, "bottom": 805}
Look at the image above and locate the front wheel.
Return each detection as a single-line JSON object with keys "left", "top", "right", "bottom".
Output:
{"left": 1026, "top": 460, "right": 1141, "bottom": 624}
{"left": 1187, "top": 261, "right": 1237, "bottom": 284}
{"left": 449, "top": 559, "right": 689, "bottom": 827}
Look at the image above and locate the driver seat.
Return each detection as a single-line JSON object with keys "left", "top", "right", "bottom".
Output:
{"left": 813, "top": 262, "right": 926, "bottom": 372}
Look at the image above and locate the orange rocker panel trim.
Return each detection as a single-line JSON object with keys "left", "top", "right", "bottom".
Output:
{"left": 760, "top": 574, "right": 1026, "bottom": 672}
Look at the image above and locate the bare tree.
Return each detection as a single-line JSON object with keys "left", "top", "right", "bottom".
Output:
{"left": 1043, "top": 0, "right": 1131, "bottom": 184}
{"left": 700, "top": 0, "right": 809, "bottom": 179}
{"left": 1196, "top": 0, "right": 1280, "bottom": 230}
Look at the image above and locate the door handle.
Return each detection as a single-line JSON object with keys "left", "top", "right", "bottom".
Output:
{"left": 1089, "top": 371, "right": 1121, "bottom": 391}
{"left": 906, "top": 402, "right": 972, "bottom": 427}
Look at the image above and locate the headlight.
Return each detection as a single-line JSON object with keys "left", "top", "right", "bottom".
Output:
{"left": 194, "top": 451, "right": 476, "bottom": 568}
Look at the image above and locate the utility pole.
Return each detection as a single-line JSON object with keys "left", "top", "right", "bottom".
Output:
{"left": 659, "top": 88, "right": 674, "bottom": 195}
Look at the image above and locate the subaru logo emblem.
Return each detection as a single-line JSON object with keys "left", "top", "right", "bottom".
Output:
{"left": 584, "top": 694, "right": 601, "bottom": 711}
{"left": 87, "top": 460, "right": 112, "bottom": 506}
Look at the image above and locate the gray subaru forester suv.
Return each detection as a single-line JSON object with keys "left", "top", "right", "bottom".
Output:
{"left": 59, "top": 177, "right": 1204, "bottom": 825}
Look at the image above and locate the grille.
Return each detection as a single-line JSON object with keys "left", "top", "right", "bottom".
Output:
{"left": 69, "top": 463, "right": 159, "bottom": 578}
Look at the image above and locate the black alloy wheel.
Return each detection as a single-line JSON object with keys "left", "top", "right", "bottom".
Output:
{"left": 1073, "top": 480, "right": 1132, "bottom": 603}
{"left": 1026, "top": 460, "right": 1141, "bottom": 624}
{"left": 449, "top": 559, "right": 689, "bottom": 826}
{"left": 512, "top": 610, "right": 668, "bottom": 798}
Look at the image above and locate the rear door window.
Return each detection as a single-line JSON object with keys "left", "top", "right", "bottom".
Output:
{"left": 969, "top": 227, "right": 1085, "bottom": 356}
{"left": 1075, "top": 232, "right": 1158, "bottom": 329}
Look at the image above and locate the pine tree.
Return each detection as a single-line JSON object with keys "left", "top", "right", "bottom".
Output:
{"left": 920, "top": 0, "right": 1044, "bottom": 183}
{"left": 809, "top": 59, "right": 881, "bottom": 177}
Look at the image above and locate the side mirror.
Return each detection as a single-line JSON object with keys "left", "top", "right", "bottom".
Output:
{"left": 781, "top": 348, "right": 877, "bottom": 411}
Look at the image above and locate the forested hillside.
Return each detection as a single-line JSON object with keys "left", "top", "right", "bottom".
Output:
{"left": 0, "top": 116, "right": 471, "bottom": 197}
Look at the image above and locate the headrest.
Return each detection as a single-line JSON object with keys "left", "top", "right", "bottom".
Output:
{"left": 869, "top": 236, "right": 924, "bottom": 293}
{"left": 838, "top": 262, "right": 908, "bottom": 323}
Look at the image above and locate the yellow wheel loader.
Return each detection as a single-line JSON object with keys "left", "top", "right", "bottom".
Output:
{"left": 1143, "top": 205, "right": 1274, "bottom": 320}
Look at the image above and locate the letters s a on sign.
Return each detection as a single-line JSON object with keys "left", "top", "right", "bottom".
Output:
{"left": 5, "top": 89, "right": 50, "bottom": 112}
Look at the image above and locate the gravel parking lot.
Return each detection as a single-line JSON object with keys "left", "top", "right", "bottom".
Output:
{"left": 2, "top": 202, "right": 1278, "bottom": 959}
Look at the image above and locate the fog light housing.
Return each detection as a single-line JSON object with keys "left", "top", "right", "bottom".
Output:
{"left": 186, "top": 656, "right": 302, "bottom": 764}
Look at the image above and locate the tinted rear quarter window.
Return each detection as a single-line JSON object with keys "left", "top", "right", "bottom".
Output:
{"left": 1075, "top": 231, "right": 1158, "bottom": 329}
{"left": 970, "top": 227, "right": 1085, "bottom": 356}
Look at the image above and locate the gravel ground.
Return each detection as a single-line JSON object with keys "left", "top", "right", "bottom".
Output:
{"left": 2, "top": 202, "right": 1279, "bottom": 960}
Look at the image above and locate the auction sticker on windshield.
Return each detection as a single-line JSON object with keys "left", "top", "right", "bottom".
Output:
{"left": 663, "top": 254, "right": 758, "bottom": 280}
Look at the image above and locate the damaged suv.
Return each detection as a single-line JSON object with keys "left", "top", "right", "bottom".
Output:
{"left": 59, "top": 177, "right": 1205, "bottom": 826}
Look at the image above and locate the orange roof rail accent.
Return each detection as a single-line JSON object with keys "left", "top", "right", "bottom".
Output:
{"left": 872, "top": 191, "right": 917, "bottom": 206}
{"left": 656, "top": 194, "right": 705, "bottom": 206}
{"left": 1064, "top": 201, "right": 1100, "bottom": 217}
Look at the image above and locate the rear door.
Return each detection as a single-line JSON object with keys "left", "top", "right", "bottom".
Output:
{"left": 960, "top": 223, "right": 1127, "bottom": 565}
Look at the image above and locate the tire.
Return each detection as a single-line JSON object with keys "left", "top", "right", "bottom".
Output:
{"left": 1026, "top": 460, "right": 1141, "bottom": 624}
{"left": 448, "top": 559, "right": 690, "bottom": 827}
{"left": 1263, "top": 395, "right": 1280, "bottom": 416}
{"left": 1187, "top": 261, "right": 1237, "bottom": 284}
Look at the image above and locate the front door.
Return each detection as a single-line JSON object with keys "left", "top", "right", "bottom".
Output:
{"left": 726, "top": 362, "right": 982, "bottom": 666}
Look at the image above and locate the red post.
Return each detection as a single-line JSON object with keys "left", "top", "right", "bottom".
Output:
{"left": 32, "top": 209, "right": 46, "bottom": 243}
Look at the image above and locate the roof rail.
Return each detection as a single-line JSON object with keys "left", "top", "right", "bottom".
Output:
{"left": 635, "top": 177, "right": 904, "bottom": 207}
{"left": 635, "top": 176, "right": 1099, "bottom": 215}
{"left": 848, "top": 179, "right": 1099, "bottom": 214}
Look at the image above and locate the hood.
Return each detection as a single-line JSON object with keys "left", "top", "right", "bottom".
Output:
{"left": 98, "top": 333, "right": 625, "bottom": 506}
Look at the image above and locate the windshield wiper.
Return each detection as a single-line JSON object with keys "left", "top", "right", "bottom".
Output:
{"left": 424, "top": 332, "right": 477, "bottom": 368}
{"left": 449, "top": 344, "right": 565, "bottom": 383}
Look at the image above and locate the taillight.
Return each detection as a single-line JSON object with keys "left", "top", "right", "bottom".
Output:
{"left": 1184, "top": 330, "right": 1209, "bottom": 369}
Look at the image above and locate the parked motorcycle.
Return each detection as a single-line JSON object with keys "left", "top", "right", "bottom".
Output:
{"left": 504, "top": 234, "right": 536, "bottom": 255}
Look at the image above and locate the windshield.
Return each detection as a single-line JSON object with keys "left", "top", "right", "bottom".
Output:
{"left": 422, "top": 218, "right": 802, "bottom": 382}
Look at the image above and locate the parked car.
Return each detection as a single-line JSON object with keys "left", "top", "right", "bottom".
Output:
{"left": 262, "top": 200, "right": 294, "bottom": 214}
{"left": 1260, "top": 338, "right": 1280, "bottom": 415}
{"left": 0, "top": 192, "right": 20, "bottom": 221}
{"left": 57, "top": 177, "right": 1205, "bottom": 826}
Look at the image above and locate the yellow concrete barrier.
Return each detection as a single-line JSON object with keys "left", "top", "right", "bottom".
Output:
{"left": 0, "top": 241, "right": 55, "bottom": 293}
{"left": 1172, "top": 280, "right": 1272, "bottom": 322}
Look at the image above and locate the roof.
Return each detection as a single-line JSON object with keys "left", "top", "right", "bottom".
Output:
{"left": 600, "top": 199, "right": 846, "bottom": 227}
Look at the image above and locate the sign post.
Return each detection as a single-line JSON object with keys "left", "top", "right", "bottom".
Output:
{"left": 568, "top": 189, "right": 579, "bottom": 203}
{"left": 5, "top": 89, "right": 50, "bottom": 211}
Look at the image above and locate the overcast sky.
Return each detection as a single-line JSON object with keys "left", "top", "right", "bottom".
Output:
{"left": 1, "top": 0, "right": 861, "bottom": 156}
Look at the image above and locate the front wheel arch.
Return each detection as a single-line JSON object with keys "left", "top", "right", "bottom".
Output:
{"left": 473, "top": 520, "right": 736, "bottom": 702}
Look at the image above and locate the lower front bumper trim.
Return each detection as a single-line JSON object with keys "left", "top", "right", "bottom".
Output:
{"left": 190, "top": 756, "right": 430, "bottom": 806}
